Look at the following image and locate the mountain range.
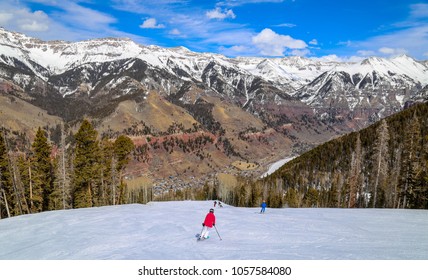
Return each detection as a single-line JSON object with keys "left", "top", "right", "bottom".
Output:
{"left": 1, "top": 27, "right": 427, "bottom": 187}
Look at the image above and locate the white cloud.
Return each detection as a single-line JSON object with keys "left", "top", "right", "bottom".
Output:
{"left": 169, "top": 28, "right": 181, "bottom": 35}
{"left": 230, "top": 45, "right": 246, "bottom": 52}
{"left": 356, "top": 25, "right": 428, "bottom": 59}
{"left": 275, "top": 23, "right": 296, "bottom": 28}
{"left": 309, "top": 39, "right": 318, "bottom": 45}
{"left": 53, "top": 1, "right": 117, "bottom": 30}
{"left": 313, "top": 55, "right": 364, "bottom": 63}
{"left": 0, "top": 7, "right": 51, "bottom": 33}
{"left": 338, "top": 40, "right": 353, "bottom": 47}
{"left": 20, "top": 20, "right": 49, "bottom": 32}
{"left": 410, "top": 3, "right": 428, "bottom": 19}
{"left": 290, "top": 49, "right": 310, "bottom": 56}
{"left": 378, "top": 47, "right": 406, "bottom": 56}
{"left": 222, "top": 45, "right": 248, "bottom": 53}
{"left": 140, "top": 18, "right": 165, "bottom": 29}
{"left": 0, "top": 0, "right": 153, "bottom": 44}
{"left": 0, "top": 12, "right": 13, "bottom": 25}
{"left": 219, "top": 0, "right": 285, "bottom": 7}
{"left": 18, "top": 10, "right": 49, "bottom": 31}
{"left": 206, "top": 7, "right": 236, "bottom": 20}
{"left": 348, "top": 4, "right": 428, "bottom": 59}
{"left": 357, "top": 50, "right": 376, "bottom": 56}
{"left": 379, "top": 47, "right": 395, "bottom": 54}
{"left": 252, "top": 28, "right": 307, "bottom": 56}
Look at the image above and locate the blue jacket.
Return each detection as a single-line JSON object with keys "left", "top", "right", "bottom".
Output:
{"left": 261, "top": 202, "right": 267, "bottom": 208}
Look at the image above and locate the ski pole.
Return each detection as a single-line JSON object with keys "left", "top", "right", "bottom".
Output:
{"left": 198, "top": 225, "right": 204, "bottom": 238}
{"left": 214, "top": 225, "right": 222, "bottom": 240}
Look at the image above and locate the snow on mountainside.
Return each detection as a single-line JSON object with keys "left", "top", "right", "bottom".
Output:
{"left": 292, "top": 55, "right": 428, "bottom": 122}
{"left": 2, "top": 27, "right": 427, "bottom": 91}
{"left": 336, "top": 55, "right": 428, "bottom": 86}
{"left": 236, "top": 56, "right": 341, "bottom": 90}
{"left": 1, "top": 27, "right": 427, "bottom": 146}
{"left": 1, "top": 201, "right": 428, "bottom": 260}
{"left": 0, "top": 28, "right": 143, "bottom": 75}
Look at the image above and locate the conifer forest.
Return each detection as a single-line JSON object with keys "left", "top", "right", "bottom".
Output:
{"left": 254, "top": 102, "right": 428, "bottom": 209}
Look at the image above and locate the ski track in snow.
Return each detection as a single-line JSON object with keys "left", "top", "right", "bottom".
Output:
{"left": 0, "top": 201, "right": 427, "bottom": 260}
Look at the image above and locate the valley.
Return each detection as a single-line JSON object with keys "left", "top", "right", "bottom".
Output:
{"left": 0, "top": 27, "right": 427, "bottom": 196}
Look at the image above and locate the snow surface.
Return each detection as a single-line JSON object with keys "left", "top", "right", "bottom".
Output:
{"left": 261, "top": 156, "right": 296, "bottom": 177}
{"left": 0, "top": 201, "right": 427, "bottom": 260}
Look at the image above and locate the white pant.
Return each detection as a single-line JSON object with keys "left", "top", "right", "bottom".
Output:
{"left": 200, "top": 226, "right": 212, "bottom": 239}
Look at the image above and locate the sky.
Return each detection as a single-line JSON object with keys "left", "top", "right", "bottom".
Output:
{"left": 0, "top": 0, "right": 427, "bottom": 60}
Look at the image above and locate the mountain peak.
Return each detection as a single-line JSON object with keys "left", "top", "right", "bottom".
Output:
{"left": 360, "top": 56, "right": 387, "bottom": 66}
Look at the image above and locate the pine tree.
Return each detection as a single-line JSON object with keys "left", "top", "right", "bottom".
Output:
{"left": 284, "top": 187, "right": 299, "bottom": 207}
{"left": 58, "top": 123, "right": 71, "bottom": 209}
{"left": 9, "top": 153, "right": 30, "bottom": 214}
{"left": 348, "top": 133, "right": 363, "bottom": 208}
{"left": 72, "top": 120, "right": 100, "bottom": 209}
{"left": 303, "top": 187, "right": 319, "bottom": 207}
{"left": 30, "top": 127, "right": 54, "bottom": 212}
{"left": 113, "top": 135, "right": 135, "bottom": 172}
{"left": 399, "top": 112, "right": 421, "bottom": 208}
{"left": 16, "top": 155, "right": 31, "bottom": 212}
{"left": 113, "top": 135, "right": 134, "bottom": 205}
{"left": 407, "top": 127, "right": 427, "bottom": 208}
{"left": 99, "top": 138, "right": 114, "bottom": 206}
{"left": 0, "top": 131, "right": 13, "bottom": 218}
{"left": 371, "top": 119, "right": 389, "bottom": 208}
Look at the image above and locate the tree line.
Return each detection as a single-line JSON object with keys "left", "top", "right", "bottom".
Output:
{"left": 0, "top": 119, "right": 135, "bottom": 219}
{"left": 220, "top": 102, "right": 428, "bottom": 209}
{"left": 2, "top": 102, "right": 427, "bottom": 219}
{"left": 158, "top": 102, "right": 427, "bottom": 210}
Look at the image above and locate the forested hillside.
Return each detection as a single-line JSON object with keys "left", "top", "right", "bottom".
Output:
{"left": 1, "top": 102, "right": 427, "bottom": 220}
{"left": 255, "top": 102, "right": 428, "bottom": 209}
{"left": 0, "top": 120, "right": 137, "bottom": 219}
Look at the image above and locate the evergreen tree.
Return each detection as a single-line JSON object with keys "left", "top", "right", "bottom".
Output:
{"left": 348, "top": 133, "right": 363, "bottom": 208}
{"left": 99, "top": 138, "right": 114, "bottom": 206}
{"left": 303, "top": 187, "right": 319, "bottom": 207}
{"left": 0, "top": 131, "right": 13, "bottom": 218}
{"left": 113, "top": 135, "right": 135, "bottom": 174}
{"left": 16, "top": 155, "right": 31, "bottom": 212}
{"left": 30, "top": 128, "right": 54, "bottom": 212}
{"left": 371, "top": 119, "right": 389, "bottom": 207}
{"left": 58, "top": 123, "right": 71, "bottom": 209}
{"left": 399, "top": 112, "right": 421, "bottom": 208}
{"left": 408, "top": 129, "right": 428, "bottom": 208}
{"left": 284, "top": 188, "right": 299, "bottom": 207}
{"left": 108, "top": 135, "right": 134, "bottom": 205}
{"left": 9, "top": 153, "right": 30, "bottom": 214}
{"left": 72, "top": 120, "right": 100, "bottom": 208}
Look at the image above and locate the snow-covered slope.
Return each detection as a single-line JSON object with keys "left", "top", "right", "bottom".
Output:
{"left": 0, "top": 201, "right": 427, "bottom": 260}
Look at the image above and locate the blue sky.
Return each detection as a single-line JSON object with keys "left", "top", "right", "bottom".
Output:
{"left": 0, "top": 0, "right": 427, "bottom": 60}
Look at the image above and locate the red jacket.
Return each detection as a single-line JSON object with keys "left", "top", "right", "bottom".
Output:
{"left": 203, "top": 212, "right": 216, "bottom": 227}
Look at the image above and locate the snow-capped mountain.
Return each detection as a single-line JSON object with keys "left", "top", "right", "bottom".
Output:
{"left": 293, "top": 55, "right": 428, "bottom": 123}
{"left": 1, "top": 27, "right": 427, "bottom": 145}
{"left": 1, "top": 27, "right": 428, "bottom": 187}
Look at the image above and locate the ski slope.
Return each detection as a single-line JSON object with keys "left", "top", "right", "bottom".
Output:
{"left": 0, "top": 201, "right": 427, "bottom": 260}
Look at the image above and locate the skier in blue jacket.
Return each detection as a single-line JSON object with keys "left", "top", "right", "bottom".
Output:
{"left": 260, "top": 201, "right": 267, "bottom": 213}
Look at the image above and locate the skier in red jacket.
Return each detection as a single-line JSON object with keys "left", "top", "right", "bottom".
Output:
{"left": 200, "top": 208, "right": 216, "bottom": 240}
